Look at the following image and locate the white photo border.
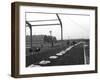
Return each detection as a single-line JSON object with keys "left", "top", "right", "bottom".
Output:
{"left": 19, "top": 5, "right": 96, "bottom": 75}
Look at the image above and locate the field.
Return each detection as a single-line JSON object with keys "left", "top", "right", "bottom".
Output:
{"left": 26, "top": 39, "right": 89, "bottom": 67}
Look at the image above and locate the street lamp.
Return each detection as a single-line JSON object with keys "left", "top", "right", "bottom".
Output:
{"left": 49, "top": 30, "right": 53, "bottom": 47}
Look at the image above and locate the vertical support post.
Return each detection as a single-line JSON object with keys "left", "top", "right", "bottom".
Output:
{"left": 30, "top": 26, "right": 32, "bottom": 50}
{"left": 26, "top": 21, "right": 32, "bottom": 51}
{"left": 61, "top": 24, "right": 63, "bottom": 40}
{"left": 56, "top": 14, "right": 63, "bottom": 40}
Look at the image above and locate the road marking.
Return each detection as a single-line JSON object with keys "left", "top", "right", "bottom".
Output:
{"left": 84, "top": 44, "right": 88, "bottom": 47}
{"left": 65, "top": 45, "right": 73, "bottom": 51}
{"left": 56, "top": 50, "right": 65, "bottom": 56}
{"left": 37, "top": 41, "right": 86, "bottom": 66}
{"left": 83, "top": 43, "right": 87, "bottom": 64}
{"left": 56, "top": 42, "right": 82, "bottom": 56}
{"left": 28, "top": 64, "right": 41, "bottom": 67}
{"left": 76, "top": 41, "right": 88, "bottom": 64}
{"left": 49, "top": 56, "right": 58, "bottom": 59}
{"left": 39, "top": 60, "right": 51, "bottom": 65}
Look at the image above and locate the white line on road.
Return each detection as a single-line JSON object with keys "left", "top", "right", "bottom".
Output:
{"left": 83, "top": 43, "right": 87, "bottom": 64}
{"left": 38, "top": 41, "right": 85, "bottom": 66}
{"left": 28, "top": 64, "right": 41, "bottom": 67}
{"left": 56, "top": 42, "right": 82, "bottom": 57}
{"left": 39, "top": 60, "right": 51, "bottom": 65}
{"left": 49, "top": 56, "right": 58, "bottom": 59}
{"left": 56, "top": 50, "right": 65, "bottom": 56}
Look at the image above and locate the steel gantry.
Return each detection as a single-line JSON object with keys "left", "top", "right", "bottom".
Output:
{"left": 26, "top": 14, "right": 63, "bottom": 51}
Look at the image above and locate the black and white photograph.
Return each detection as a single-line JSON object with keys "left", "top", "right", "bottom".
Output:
{"left": 25, "top": 12, "right": 90, "bottom": 67}
{"left": 11, "top": 2, "right": 97, "bottom": 77}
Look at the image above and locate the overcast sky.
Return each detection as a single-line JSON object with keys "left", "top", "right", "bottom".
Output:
{"left": 26, "top": 13, "right": 90, "bottom": 40}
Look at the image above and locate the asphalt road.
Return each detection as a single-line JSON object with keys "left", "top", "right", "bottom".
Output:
{"left": 26, "top": 42, "right": 89, "bottom": 67}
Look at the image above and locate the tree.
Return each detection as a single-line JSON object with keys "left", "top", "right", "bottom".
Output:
{"left": 44, "top": 35, "right": 57, "bottom": 47}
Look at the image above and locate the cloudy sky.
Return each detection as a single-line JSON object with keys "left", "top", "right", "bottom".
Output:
{"left": 26, "top": 13, "right": 90, "bottom": 40}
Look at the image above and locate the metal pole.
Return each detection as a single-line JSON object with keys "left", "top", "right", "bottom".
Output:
{"left": 56, "top": 14, "right": 63, "bottom": 40}
{"left": 26, "top": 21, "right": 32, "bottom": 51}
{"left": 30, "top": 26, "right": 32, "bottom": 50}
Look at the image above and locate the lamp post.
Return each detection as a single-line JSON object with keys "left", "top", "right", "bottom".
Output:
{"left": 49, "top": 30, "right": 52, "bottom": 36}
{"left": 49, "top": 30, "right": 53, "bottom": 47}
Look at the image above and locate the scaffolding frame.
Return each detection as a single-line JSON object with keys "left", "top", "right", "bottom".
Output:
{"left": 26, "top": 14, "right": 63, "bottom": 50}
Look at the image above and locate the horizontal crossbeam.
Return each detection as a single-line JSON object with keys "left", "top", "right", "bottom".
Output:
{"left": 27, "top": 19, "right": 59, "bottom": 22}
{"left": 26, "top": 23, "right": 60, "bottom": 27}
